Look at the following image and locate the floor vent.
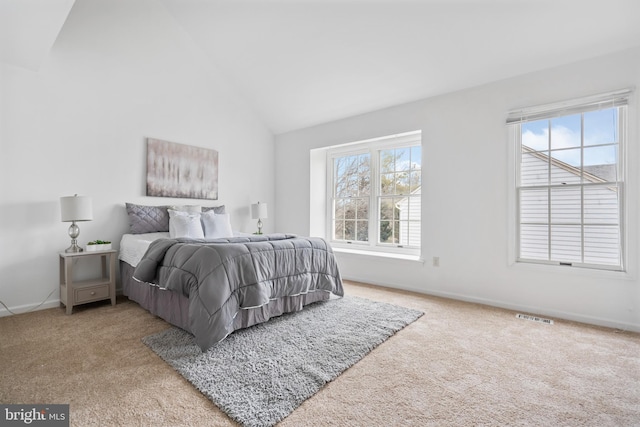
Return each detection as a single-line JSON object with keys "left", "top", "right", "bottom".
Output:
{"left": 516, "top": 313, "right": 554, "bottom": 325}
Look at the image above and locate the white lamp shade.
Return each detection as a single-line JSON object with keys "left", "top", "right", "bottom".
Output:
{"left": 60, "top": 195, "right": 93, "bottom": 222}
{"left": 251, "top": 202, "right": 268, "bottom": 219}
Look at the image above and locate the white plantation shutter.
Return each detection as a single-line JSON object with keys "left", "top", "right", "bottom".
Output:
{"left": 509, "top": 90, "right": 630, "bottom": 270}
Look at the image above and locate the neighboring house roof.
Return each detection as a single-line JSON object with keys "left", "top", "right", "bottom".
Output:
{"left": 522, "top": 145, "right": 617, "bottom": 184}
{"left": 583, "top": 164, "right": 617, "bottom": 182}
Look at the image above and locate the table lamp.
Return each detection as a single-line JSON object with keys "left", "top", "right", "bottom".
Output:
{"left": 251, "top": 201, "right": 268, "bottom": 235}
{"left": 60, "top": 194, "right": 93, "bottom": 253}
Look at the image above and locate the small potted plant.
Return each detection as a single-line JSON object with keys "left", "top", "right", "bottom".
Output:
{"left": 86, "top": 240, "right": 112, "bottom": 251}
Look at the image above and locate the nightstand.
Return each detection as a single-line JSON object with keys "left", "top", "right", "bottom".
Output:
{"left": 59, "top": 250, "right": 117, "bottom": 314}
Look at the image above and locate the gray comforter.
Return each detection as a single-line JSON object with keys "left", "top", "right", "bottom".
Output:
{"left": 133, "top": 234, "right": 343, "bottom": 351}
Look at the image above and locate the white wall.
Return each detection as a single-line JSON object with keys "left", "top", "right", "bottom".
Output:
{"left": 0, "top": 0, "right": 274, "bottom": 314}
{"left": 275, "top": 46, "right": 640, "bottom": 332}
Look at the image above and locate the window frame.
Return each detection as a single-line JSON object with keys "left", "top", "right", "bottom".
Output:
{"left": 509, "top": 91, "right": 629, "bottom": 271}
{"left": 326, "top": 131, "right": 422, "bottom": 256}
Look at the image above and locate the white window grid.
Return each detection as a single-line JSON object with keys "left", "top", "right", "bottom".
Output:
{"left": 512, "top": 98, "right": 628, "bottom": 271}
{"left": 327, "top": 131, "right": 422, "bottom": 255}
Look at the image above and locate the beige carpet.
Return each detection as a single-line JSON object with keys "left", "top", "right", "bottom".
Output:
{"left": 1, "top": 281, "right": 638, "bottom": 426}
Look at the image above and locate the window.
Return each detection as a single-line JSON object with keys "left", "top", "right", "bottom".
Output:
{"left": 328, "top": 131, "right": 422, "bottom": 255}
{"left": 508, "top": 90, "right": 629, "bottom": 270}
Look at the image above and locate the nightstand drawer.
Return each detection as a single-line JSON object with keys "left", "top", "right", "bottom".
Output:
{"left": 75, "top": 284, "right": 110, "bottom": 304}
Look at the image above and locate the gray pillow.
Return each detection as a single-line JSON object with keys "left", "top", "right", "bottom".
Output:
{"left": 126, "top": 203, "right": 170, "bottom": 234}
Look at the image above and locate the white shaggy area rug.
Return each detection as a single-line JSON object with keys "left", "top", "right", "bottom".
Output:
{"left": 142, "top": 295, "right": 423, "bottom": 427}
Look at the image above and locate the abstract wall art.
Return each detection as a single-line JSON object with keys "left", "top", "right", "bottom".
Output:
{"left": 146, "top": 138, "right": 219, "bottom": 200}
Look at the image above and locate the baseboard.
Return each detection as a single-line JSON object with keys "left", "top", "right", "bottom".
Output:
{"left": 0, "top": 287, "right": 127, "bottom": 318}
{"left": 0, "top": 300, "right": 61, "bottom": 317}
{"left": 341, "top": 275, "right": 640, "bottom": 333}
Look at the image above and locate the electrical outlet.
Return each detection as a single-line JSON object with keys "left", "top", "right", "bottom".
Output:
{"left": 433, "top": 256, "right": 440, "bottom": 267}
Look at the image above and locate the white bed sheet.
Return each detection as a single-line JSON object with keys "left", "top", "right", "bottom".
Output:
{"left": 119, "top": 230, "right": 253, "bottom": 267}
{"left": 119, "top": 232, "right": 170, "bottom": 267}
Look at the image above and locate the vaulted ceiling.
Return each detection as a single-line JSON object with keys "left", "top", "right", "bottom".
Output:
{"left": 3, "top": 0, "right": 640, "bottom": 134}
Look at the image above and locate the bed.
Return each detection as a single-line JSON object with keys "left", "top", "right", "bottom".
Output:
{"left": 119, "top": 203, "right": 344, "bottom": 352}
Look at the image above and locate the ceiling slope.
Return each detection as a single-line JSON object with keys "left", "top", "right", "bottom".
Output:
{"left": 160, "top": 0, "right": 640, "bottom": 134}
{"left": 0, "top": 0, "right": 75, "bottom": 71}
{"left": 4, "top": 0, "right": 640, "bottom": 134}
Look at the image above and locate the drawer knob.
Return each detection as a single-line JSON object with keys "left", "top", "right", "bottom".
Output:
{"left": 90, "top": 291, "right": 96, "bottom": 295}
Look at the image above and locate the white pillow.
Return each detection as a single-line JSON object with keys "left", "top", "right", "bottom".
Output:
{"left": 169, "top": 205, "right": 201, "bottom": 213}
{"left": 168, "top": 209, "right": 204, "bottom": 239}
{"left": 201, "top": 211, "right": 234, "bottom": 239}
{"left": 168, "top": 207, "right": 201, "bottom": 236}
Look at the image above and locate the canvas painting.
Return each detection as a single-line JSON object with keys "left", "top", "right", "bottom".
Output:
{"left": 146, "top": 138, "right": 219, "bottom": 200}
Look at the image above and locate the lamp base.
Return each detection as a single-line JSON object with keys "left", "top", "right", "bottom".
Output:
{"left": 65, "top": 241, "right": 84, "bottom": 253}
{"left": 65, "top": 222, "right": 83, "bottom": 253}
